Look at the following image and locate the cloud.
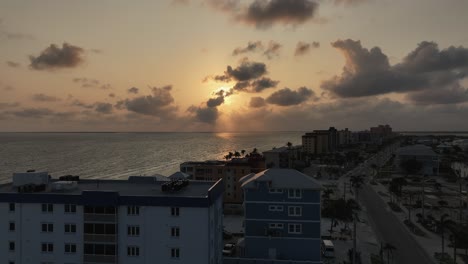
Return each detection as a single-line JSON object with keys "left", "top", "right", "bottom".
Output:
{"left": 73, "top": 78, "right": 112, "bottom": 90}
{"left": 294, "top": 41, "right": 319, "bottom": 56}
{"left": 6, "top": 61, "right": 20, "bottom": 68}
{"left": 263, "top": 41, "right": 282, "bottom": 59}
{"left": 266, "top": 87, "right": 315, "bottom": 106}
{"left": 0, "top": 102, "right": 20, "bottom": 110}
{"left": 251, "top": 77, "right": 279, "bottom": 92}
{"left": 322, "top": 39, "right": 468, "bottom": 104}
{"left": 211, "top": 60, "right": 268, "bottom": 82}
{"left": 232, "top": 41, "right": 264, "bottom": 56}
{"left": 95, "top": 103, "right": 113, "bottom": 114}
{"left": 29, "top": 43, "right": 85, "bottom": 70}
{"left": 108, "top": 93, "right": 116, "bottom": 98}
{"left": 32, "top": 93, "right": 61, "bottom": 102}
{"left": 128, "top": 87, "right": 139, "bottom": 94}
{"left": 117, "top": 85, "right": 178, "bottom": 118}
{"left": 71, "top": 99, "right": 95, "bottom": 109}
{"left": 249, "top": 97, "right": 267, "bottom": 108}
{"left": 188, "top": 105, "right": 220, "bottom": 124}
{"left": 6, "top": 108, "right": 55, "bottom": 118}
{"left": 237, "top": 0, "right": 319, "bottom": 28}
{"left": 207, "top": 95, "right": 225, "bottom": 107}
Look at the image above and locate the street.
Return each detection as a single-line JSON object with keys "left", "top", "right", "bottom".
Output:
{"left": 360, "top": 185, "right": 436, "bottom": 264}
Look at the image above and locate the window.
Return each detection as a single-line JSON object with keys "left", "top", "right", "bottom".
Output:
{"left": 288, "top": 189, "right": 302, "bottom": 199}
{"left": 41, "top": 243, "right": 54, "bottom": 253}
{"left": 268, "top": 223, "right": 284, "bottom": 229}
{"left": 269, "top": 188, "right": 283, "bottom": 193}
{"left": 171, "top": 227, "right": 180, "bottom": 237}
{"left": 171, "top": 207, "right": 180, "bottom": 216}
{"left": 127, "top": 226, "right": 140, "bottom": 236}
{"left": 171, "top": 248, "right": 180, "bottom": 259}
{"left": 268, "top": 205, "right": 284, "bottom": 212}
{"left": 9, "top": 222, "right": 15, "bottom": 231}
{"left": 65, "top": 243, "right": 77, "bottom": 253}
{"left": 127, "top": 246, "right": 140, "bottom": 256}
{"left": 288, "top": 206, "right": 302, "bottom": 216}
{"left": 9, "top": 203, "right": 15, "bottom": 212}
{"left": 9, "top": 241, "right": 15, "bottom": 251}
{"left": 127, "top": 206, "right": 140, "bottom": 215}
{"left": 64, "top": 204, "right": 76, "bottom": 213}
{"left": 65, "top": 224, "right": 76, "bottom": 233}
{"left": 41, "top": 223, "right": 54, "bottom": 233}
{"left": 41, "top": 203, "right": 53, "bottom": 213}
{"left": 84, "top": 223, "right": 116, "bottom": 235}
{"left": 84, "top": 244, "right": 115, "bottom": 255}
{"left": 288, "top": 224, "right": 302, "bottom": 234}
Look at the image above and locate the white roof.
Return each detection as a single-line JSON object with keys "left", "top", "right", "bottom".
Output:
{"left": 169, "top": 172, "right": 190, "bottom": 180}
{"left": 241, "top": 169, "right": 322, "bottom": 190}
{"left": 397, "top": 144, "right": 437, "bottom": 157}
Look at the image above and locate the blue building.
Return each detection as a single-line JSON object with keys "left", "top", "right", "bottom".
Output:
{"left": 239, "top": 169, "right": 322, "bottom": 263}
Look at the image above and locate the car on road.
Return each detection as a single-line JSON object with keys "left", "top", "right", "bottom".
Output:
{"left": 223, "top": 243, "right": 236, "bottom": 256}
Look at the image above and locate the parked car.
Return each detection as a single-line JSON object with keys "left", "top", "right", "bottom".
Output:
{"left": 223, "top": 243, "right": 236, "bottom": 256}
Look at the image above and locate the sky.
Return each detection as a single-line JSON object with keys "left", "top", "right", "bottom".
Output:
{"left": 1, "top": 0, "right": 468, "bottom": 132}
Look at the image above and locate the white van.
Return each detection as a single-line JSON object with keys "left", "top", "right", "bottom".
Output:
{"left": 322, "top": 240, "right": 335, "bottom": 258}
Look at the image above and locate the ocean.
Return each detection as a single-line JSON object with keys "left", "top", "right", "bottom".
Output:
{"left": 0, "top": 132, "right": 303, "bottom": 184}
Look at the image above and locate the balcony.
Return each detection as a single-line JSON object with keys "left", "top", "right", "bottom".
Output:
{"left": 84, "top": 214, "right": 116, "bottom": 222}
{"left": 84, "top": 255, "right": 116, "bottom": 263}
{"left": 84, "top": 234, "right": 117, "bottom": 243}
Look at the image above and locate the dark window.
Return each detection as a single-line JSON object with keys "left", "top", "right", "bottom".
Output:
{"left": 41, "top": 243, "right": 53, "bottom": 253}
{"left": 84, "top": 244, "right": 93, "bottom": 254}
{"left": 127, "top": 246, "right": 140, "bottom": 256}
{"left": 65, "top": 224, "right": 76, "bottom": 233}
{"left": 41, "top": 204, "right": 53, "bottom": 213}
{"left": 95, "top": 244, "right": 105, "bottom": 255}
{"left": 9, "top": 241, "right": 15, "bottom": 251}
{"left": 171, "top": 248, "right": 180, "bottom": 258}
{"left": 128, "top": 226, "right": 140, "bottom": 236}
{"left": 9, "top": 203, "right": 15, "bottom": 212}
{"left": 127, "top": 206, "right": 140, "bottom": 215}
{"left": 65, "top": 243, "right": 77, "bottom": 253}
{"left": 171, "top": 227, "right": 180, "bottom": 237}
{"left": 9, "top": 222, "right": 15, "bottom": 231}
{"left": 171, "top": 207, "right": 180, "bottom": 216}
{"left": 41, "top": 223, "right": 53, "bottom": 233}
{"left": 64, "top": 204, "right": 76, "bottom": 213}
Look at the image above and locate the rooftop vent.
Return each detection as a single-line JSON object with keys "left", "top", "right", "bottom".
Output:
{"left": 161, "top": 179, "right": 189, "bottom": 192}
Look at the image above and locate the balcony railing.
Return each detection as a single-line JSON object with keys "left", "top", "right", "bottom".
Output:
{"left": 84, "top": 214, "right": 116, "bottom": 222}
{"left": 83, "top": 254, "right": 116, "bottom": 263}
{"left": 84, "top": 234, "right": 117, "bottom": 243}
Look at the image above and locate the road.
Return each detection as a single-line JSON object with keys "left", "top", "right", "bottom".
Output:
{"left": 360, "top": 185, "right": 436, "bottom": 264}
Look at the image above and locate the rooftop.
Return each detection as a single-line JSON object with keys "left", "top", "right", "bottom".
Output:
{"left": 241, "top": 169, "right": 322, "bottom": 190}
{"left": 0, "top": 175, "right": 218, "bottom": 198}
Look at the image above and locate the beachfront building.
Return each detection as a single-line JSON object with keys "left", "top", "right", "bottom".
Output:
{"left": 180, "top": 155, "right": 265, "bottom": 204}
{"left": 263, "top": 146, "right": 304, "bottom": 169}
{"left": 302, "top": 127, "right": 340, "bottom": 155}
{"left": 235, "top": 169, "right": 322, "bottom": 263}
{"left": 396, "top": 144, "right": 439, "bottom": 175}
{"left": 0, "top": 171, "right": 224, "bottom": 264}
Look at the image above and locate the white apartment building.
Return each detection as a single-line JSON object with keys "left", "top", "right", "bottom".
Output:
{"left": 0, "top": 172, "right": 224, "bottom": 264}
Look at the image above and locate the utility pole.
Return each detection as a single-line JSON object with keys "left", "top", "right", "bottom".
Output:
{"left": 353, "top": 213, "right": 357, "bottom": 264}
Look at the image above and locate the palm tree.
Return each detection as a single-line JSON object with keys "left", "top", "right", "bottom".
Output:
{"left": 234, "top": 151, "right": 241, "bottom": 158}
{"left": 350, "top": 175, "right": 364, "bottom": 200}
{"left": 241, "top": 149, "right": 246, "bottom": 156}
{"left": 286, "top": 142, "right": 292, "bottom": 148}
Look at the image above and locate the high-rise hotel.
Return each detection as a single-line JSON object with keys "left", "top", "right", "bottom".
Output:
{"left": 0, "top": 171, "right": 224, "bottom": 264}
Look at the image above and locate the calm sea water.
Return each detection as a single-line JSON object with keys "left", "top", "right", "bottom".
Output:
{"left": 0, "top": 132, "right": 303, "bottom": 184}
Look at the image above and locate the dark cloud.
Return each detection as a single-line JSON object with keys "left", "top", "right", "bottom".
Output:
{"left": 207, "top": 95, "right": 225, "bottom": 107}
{"left": 71, "top": 99, "right": 95, "bottom": 109}
{"left": 237, "top": 0, "right": 319, "bottom": 28}
{"left": 232, "top": 41, "right": 264, "bottom": 56}
{"left": 108, "top": 93, "right": 116, "bottom": 98}
{"left": 211, "top": 60, "right": 268, "bottom": 82}
{"left": 263, "top": 41, "right": 282, "bottom": 59}
{"left": 117, "top": 85, "right": 178, "bottom": 118}
{"left": 128, "top": 87, "right": 139, "bottom": 94}
{"left": 294, "top": 41, "right": 319, "bottom": 56}
{"left": 6, "top": 61, "right": 20, "bottom": 68}
{"left": 29, "top": 43, "right": 85, "bottom": 70}
{"left": 321, "top": 39, "right": 427, "bottom": 97}
{"left": 7, "top": 108, "right": 55, "bottom": 118}
{"left": 251, "top": 77, "right": 279, "bottom": 92}
{"left": 249, "top": 97, "right": 267, "bottom": 108}
{"left": 266, "top": 87, "right": 315, "bottom": 106}
{"left": 95, "top": 103, "right": 113, "bottom": 114}
{"left": 32, "top": 93, "right": 61, "bottom": 102}
{"left": 190, "top": 106, "right": 219, "bottom": 124}
{"left": 322, "top": 39, "right": 468, "bottom": 104}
